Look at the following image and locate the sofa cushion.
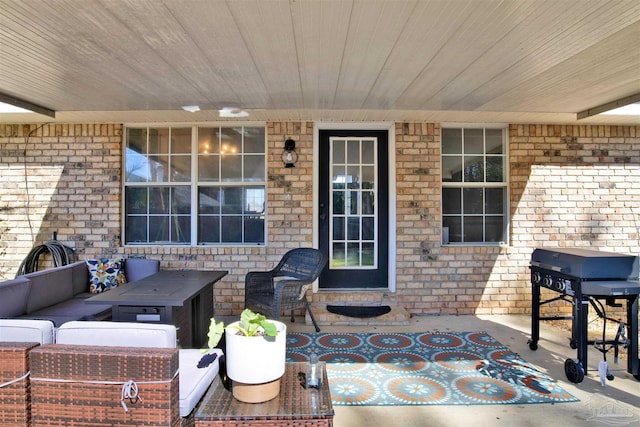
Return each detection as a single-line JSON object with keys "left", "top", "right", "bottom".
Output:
{"left": 22, "top": 298, "right": 112, "bottom": 326}
{"left": 0, "top": 319, "right": 55, "bottom": 343}
{"left": 124, "top": 258, "right": 160, "bottom": 282}
{"left": 178, "top": 348, "right": 222, "bottom": 417}
{"left": 56, "top": 321, "right": 177, "bottom": 348}
{"left": 85, "top": 258, "right": 126, "bottom": 294}
{"left": 0, "top": 277, "right": 31, "bottom": 317}
{"left": 64, "top": 260, "right": 90, "bottom": 295}
{"left": 24, "top": 267, "right": 74, "bottom": 314}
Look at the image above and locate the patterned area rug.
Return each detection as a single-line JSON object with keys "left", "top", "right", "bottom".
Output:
{"left": 286, "top": 331, "right": 578, "bottom": 406}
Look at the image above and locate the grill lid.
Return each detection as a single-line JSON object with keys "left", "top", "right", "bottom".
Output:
{"left": 531, "top": 248, "right": 639, "bottom": 280}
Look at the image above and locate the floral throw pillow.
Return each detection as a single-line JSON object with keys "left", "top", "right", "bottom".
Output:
{"left": 86, "top": 258, "right": 126, "bottom": 294}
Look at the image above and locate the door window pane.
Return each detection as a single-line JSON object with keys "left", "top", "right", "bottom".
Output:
{"left": 347, "top": 140, "right": 360, "bottom": 163}
{"left": 347, "top": 166, "right": 360, "bottom": 189}
{"left": 362, "top": 243, "right": 375, "bottom": 266}
{"left": 362, "top": 140, "right": 374, "bottom": 163}
{"left": 333, "top": 217, "right": 345, "bottom": 240}
{"left": 333, "top": 140, "right": 345, "bottom": 164}
{"left": 332, "top": 242, "right": 346, "bottom": 267}
{"left": 333, "top": 192, "right": 345, "bottom": 215}
{"left": 346, "top": 242, "right": 360, "bottom": 266}
{"left": 362, "top": 191, "right": 375, "bottom": 214}
{"left": 362, "top": 217, "right": 374, "bottom": 240}
{"left": 347, "top": 217, "right": 360, "bottom": 240}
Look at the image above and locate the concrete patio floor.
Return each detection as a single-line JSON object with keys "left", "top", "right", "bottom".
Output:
{"left": 282, "top": 314, "right": 640, "bottom": 427}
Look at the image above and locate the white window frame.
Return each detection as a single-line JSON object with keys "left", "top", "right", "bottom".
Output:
{"left": 441, "top": 123, "right": 509, "bottom": 246}
{"left": 122, "top": 122, "right": 268, "bottom": 247}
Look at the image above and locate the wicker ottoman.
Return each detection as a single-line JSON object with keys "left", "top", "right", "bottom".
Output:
{"left": 29, "top": 344, "right": 180, "bottom": 427}
{"left": 0, "top": 342, "right": 40, "bottom": 427}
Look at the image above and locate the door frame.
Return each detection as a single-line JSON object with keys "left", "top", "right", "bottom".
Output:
{"left": 312, "top": 122, "right": 396, "bottom": 292}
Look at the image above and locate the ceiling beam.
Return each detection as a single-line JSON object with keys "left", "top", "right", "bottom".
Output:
{"left": 577, "top": 93, "right": 640, "bottom": 120}
{"left": 0, "top": 93, "right": 56, "bottom": 118}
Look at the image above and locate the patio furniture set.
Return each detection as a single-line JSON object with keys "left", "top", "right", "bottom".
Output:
{"left": 0, "top": 318, "right": 222, "bottom": 426}
{"left": 0, "top": 248, "right": 332, "bottom": 426}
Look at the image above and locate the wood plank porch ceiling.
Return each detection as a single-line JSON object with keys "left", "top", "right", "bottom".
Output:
{"left": 0, "top": 0, "right": 638, "bottom": 124}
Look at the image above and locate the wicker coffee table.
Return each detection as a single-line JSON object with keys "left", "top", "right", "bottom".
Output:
{"left": 194, "top": 362, "right": 334, "bottom": 427}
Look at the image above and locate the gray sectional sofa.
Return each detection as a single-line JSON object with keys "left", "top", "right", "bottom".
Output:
{"left": 0, "top": 258, "right": 159, "bottom": 326}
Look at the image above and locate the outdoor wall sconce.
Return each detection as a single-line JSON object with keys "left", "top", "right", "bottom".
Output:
{"left": 281, "top": 138, "right": 298, "bottom": 168}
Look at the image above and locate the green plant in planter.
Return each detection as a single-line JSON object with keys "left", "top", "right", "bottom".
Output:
{"left": 202, "top": 308, "right": 278, "bottom": 355}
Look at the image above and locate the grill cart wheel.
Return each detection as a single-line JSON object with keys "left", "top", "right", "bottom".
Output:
{"left": 569, "top": 339, "right": 577, "bottom": 349}
{"left": 564, "top": 358, "right": 585, "bottom": 383}
{"left": 528, "top": 340, "right": 538, "bottom": 351}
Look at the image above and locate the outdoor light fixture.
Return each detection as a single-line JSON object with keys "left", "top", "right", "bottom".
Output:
{"left": 281, "top": 138, "right": 297, "bottom": 168}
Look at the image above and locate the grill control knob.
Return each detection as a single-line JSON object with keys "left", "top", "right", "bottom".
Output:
{"left": 543, "top": 276, "right": 553, "bottom": 287}
{"left": 557, "top": 280, "right": 566, "bottom": 292}
{"left": 532, "top": 272, "right": 541, "bottom": 284}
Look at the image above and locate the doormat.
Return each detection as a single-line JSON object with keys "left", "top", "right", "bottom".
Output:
{"left": 286, "top": 331, "right": 578, "bottom": 406}
{"left": 326, "top": 305, "right": 391, "bottom": 318}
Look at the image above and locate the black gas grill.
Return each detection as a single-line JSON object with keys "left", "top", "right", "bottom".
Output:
{"left": 529, "top": 248, "right": 640, "bottom": 383}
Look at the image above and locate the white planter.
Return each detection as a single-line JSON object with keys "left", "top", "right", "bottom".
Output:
{"left": 224, "top": 320, "right": 287, "bottom": 402}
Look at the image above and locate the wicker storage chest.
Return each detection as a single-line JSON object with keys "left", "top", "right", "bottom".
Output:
{"left": 0, "top": 342, "right": 40, "bottom": 427}
{"left": 29, "top": 344, "right": 180, "bottom": 426}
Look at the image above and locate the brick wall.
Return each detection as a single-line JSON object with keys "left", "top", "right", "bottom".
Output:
{"left": 0, "top": 122, "right": 317, "bottom": 315}
{"left": 394, "top": 122, "right": 513, "bottom": 315}
{"left": 1, "top": 121, "right": 639, "bottom": 318}
{"left": 0, "top": 123, "right": 123, "bottom": 278}
{"left": 393, "top": 123, "right": 640, "bottom": 317}
{"left": 509, "top": 124, "right": 640, "bottom": 316}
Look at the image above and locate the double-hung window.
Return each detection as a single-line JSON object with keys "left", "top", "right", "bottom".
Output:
{"left": 123, "top": 125, "right": 266, "bottom": 246}
{"left": 441, "top": 127, "right": 508, "bottom": 244}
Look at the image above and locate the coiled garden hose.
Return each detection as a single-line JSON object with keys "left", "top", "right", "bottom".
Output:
{"left": 15, "top": 240, "right": 76, "bottom": 277}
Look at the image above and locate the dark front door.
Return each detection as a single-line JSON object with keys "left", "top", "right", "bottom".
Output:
{"left": 318, "top": 129, "right": 389, "bottom": 289}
